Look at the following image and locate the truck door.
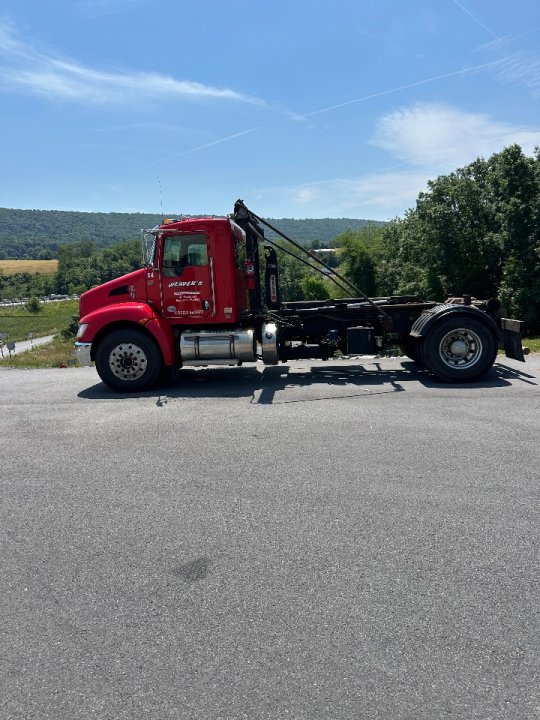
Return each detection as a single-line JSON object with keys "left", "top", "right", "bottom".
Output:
{"left": 160, "top": 232, "right": 214, "bottom": 321}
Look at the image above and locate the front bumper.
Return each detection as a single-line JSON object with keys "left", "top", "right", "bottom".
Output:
{"left": 75, "top": 342, "right": 93, "bottom": 366}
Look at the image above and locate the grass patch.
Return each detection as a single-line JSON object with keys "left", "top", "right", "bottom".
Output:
{"left": 0, "top": 299, "right": 78, "bottom": 342}
{"left": 0, "top": 335, "right": 79, "bottom": 368}
{"left": 523, "top": 337, "right": 540, "bottom": 354}
{"left": 0, "top": 259, "right": 58, "bottom": 275}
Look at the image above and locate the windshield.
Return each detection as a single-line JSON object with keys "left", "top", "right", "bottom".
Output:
{"left": 141, "top": 228, "right": 158, "bottom": 266}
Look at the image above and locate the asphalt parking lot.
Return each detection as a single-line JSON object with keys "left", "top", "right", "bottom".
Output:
{"left": 2, "top": 355, "right": 540, "bottom": 719}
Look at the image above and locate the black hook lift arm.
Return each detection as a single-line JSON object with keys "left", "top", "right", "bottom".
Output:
{"left": 233, "top": 199, "right": 393, "bottom": 328}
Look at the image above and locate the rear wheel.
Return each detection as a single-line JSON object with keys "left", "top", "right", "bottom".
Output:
{"left": 95, "top": 330, "right": 162, "bottom": 391}
{"left": 418, "top": 317, "right": 497, "bottom": 382}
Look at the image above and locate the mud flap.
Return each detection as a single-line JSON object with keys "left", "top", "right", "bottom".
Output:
{"left": 501, "top": 318, "right": 525, "bottom": 361}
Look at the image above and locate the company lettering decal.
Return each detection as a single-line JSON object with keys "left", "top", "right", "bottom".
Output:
{"left": 168, "top": 280, "right": 204, "bottom": 288}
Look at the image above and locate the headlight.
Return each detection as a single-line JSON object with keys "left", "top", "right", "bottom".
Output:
{"left": 76, "top": 323, "right": 89, "bottom": 339}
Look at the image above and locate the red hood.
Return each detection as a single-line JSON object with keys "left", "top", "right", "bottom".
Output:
{"left": 79, "top": 268, "right": 147, "bottom": 319}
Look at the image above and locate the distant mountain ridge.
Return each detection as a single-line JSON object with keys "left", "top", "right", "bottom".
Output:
{"left": 0, "top": 207, "right": 382, "bottom": 259}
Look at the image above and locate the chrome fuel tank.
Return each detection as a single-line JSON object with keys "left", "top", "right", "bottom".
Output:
{"left": 180, "top": 328, "right": 256, "bottom": 365}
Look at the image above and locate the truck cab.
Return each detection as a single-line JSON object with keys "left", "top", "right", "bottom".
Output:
{"left": 76, "top": 214, "right": 259, "bottom": 390}
{"left": 144, "top": 216, "right": 250, "bottom": 325}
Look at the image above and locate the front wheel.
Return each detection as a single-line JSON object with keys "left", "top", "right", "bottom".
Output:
{"left": 418, "top": 317, "right": 497, "bottom": 382}
{"left": 95, "top": 330, "right": 162, "bottom": 391}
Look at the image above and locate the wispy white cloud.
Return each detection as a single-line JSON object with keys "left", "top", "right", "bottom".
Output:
{"left": 255, "top": 170, "right": 430, "bottom": 219}
{"left": 490, "top": 42, "right": 540, "bottom": 99}
{"left": 257, "top": 103, "right": 540, "bottom": 219}
{"left": 0, "top": 20, "right": 264, "bottom": 106}
{"left": 371, "top": 102, "right": 540, "bottom": 167}
{"left": 0, "top": 20, "right": 30, "bottom": 60}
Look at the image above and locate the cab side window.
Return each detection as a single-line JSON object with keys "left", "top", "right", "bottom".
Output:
{"left": 162, "top": 233, "right": 208, "bottom": 276}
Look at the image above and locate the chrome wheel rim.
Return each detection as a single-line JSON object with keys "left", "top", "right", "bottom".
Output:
{"left": 108, "top": 342, "right": 148, "bottom": 381}
{"left": 438, "top": 328, "right": 483, "bottom": 369}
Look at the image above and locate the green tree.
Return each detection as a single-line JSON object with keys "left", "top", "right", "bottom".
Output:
{"left": 301, "top": 275, "right": 331, "bottom": 300}
{"left": 377, "top": 144, "right": 540, "bottom": 331}
{"left": 482, "top": 145, "right": 539, "bottom": 330}
{"left": 271, "top": 244, "right": 307, "bottom": 301}
{"left": 335, "top": 225, "right": 383, "bottom": 296}
{"left": 25, "top": 296, "right": 42, "bottom": 313}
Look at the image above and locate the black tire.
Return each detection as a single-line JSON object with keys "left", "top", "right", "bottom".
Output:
{"left": 418, "top": 316, "right": 497, "bottom": 382}
{"left": 399, "top": 334, "right": 420, "bottom": 363}
{"left": 95, "top": 329, "right": 162, "bottom": 391}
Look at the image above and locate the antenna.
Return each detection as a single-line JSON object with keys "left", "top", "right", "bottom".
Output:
{"left": 157, "top": 176, "right": 163, "bottom": 216}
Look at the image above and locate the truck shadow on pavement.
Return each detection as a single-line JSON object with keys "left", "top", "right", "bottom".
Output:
{"left": 78, "top": 358, "right": 537, "bottom": 405}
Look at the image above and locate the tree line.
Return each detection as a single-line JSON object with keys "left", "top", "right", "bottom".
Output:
{"left": 0, "top": 207, "right": 375, "bottom": 260}
{"left": 2, "top": 143, "right": 539, "bottom": 334}
{"left": 0, "top": 241, "right": 142, "bottom": 300}
{"left": 0, "top": 210, "right": 163, "bottom": 260}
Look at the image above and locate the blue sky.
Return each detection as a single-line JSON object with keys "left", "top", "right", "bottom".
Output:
{"left": 1, "top": 0, "right": 539, "bottom": 220}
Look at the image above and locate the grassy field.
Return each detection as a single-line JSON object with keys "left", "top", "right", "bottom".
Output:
{"left": 0, "top": 336, "right": 79, "bottom": 368}
{"left": 0, "top": 259, "right": 58, "bottom": 275}
{"left": 0, "top": 299, "right": 78, "bottom": 343}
